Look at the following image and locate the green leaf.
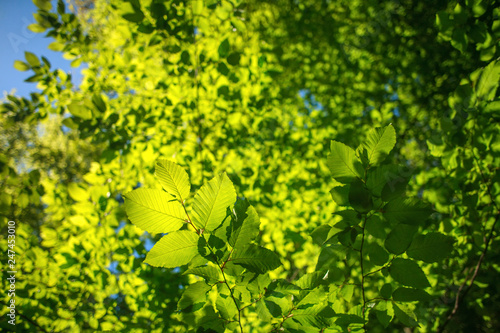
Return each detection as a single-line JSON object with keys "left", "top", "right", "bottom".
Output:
{"left": 380, "top": 166, "right": 412, "bottom": 201}
{"left": 288, "top": 301, "right": 331, "bottom": 329}
{"left": 383, "top": 197, "right": 432, "bottom": 225}
{"left": 330, "top": 185, "right": 350, "bottom": 206}
{"left": 384, "top": 224, "right": 417, "bottom": 254}
{"left": 48, "top": 41, "right": 65, "bottom": 52}
{"left": 33, "top": 0, "right": 52, "bottom": 11}
{"left": 366, "top": 165, "right": 398, "bottom": 198}
{"left": 227, "top": 52, "right": 241, "bottom": 66}
{"left": 192, "top": 173, "right": 236, "bottom": 232}
{"left": 267, "top": 279, "right": 302, "bottom": 296}
{"left": 231, "top": 244, "right": 280, "bottom": 274}
{"left": 389, "top": 258, "right": 430, "bottom": 289}
{"left": 392, "top": 287, "right": 432, "bottom": 302}
{"left": 380, "top": 284, "right": 393, "bottom": 299}
{"left": 365, "top": 215, "right": 387, "bottom": 239}
{"left": 358, "top": 124, "right": 396, "bottom": 166}
{"left": 215, "top": 285, "right": 238, "bottom": 320}
{"left": 145, "top": 230, "right": 199, "bottom": 267}
{"left": 124, "top": 189, "right": 186, "bottom": 234}
{"left": 348, "top": 179, "right": 373, "bottom": 213}
{"left": 28, "top": 23, "right": 47, "bottom": 33}
{"left": 155, "top": 160, "right": 191, "bottom": 202}
{"left": 229, "top": 203, "right": 260, "bottom": 250}
{"left": 184, "top": 262, "right": 222, "bottom": 283}
{"left": 91, "top": 94, "right": 106, "bottom": 113}
{"left": 393, "top": 303, "right": 418, "bottom": 327}
{"left": 218, "top": 39, "right": 230, "bottom": 58}
{"left": 68, "top": 183, "right": 87, "bottom": 202}
{"left": 25, "top": 51, "right": 41, "bottom": 67}
{"left": 333, "top": 209, "right": 361, "bottom": 226}
{"left": 475, "top": 60, "right": 500, "bottom": 101}
{"left": 57, "top": 0, "right": 65, "bottom": 14}
{"left": 67, "top": 102, "right": 92, "bottom": 119}
{"left": 122, "top": 1, "right": 144, "bottom": 23}
{"left": 406, "top": 232, "right": 455, "bottom": 263}
{"left": 368, "top": 243, "right": 389, "bottom": 266}
{"left": 295, "top": 272, "right": 323, "bottom": 289}
{"left": 374, "top": 301, "right": 394, "bottom": 328}
{"left": 451, "top": 28, "right": 468, "bottom": 53}
{"left": 327, "top": 141, "right": 364, "bottom": 183}
{"left": 311, "top": 224, "right": 332, "bottom": 245}
{"left": 14, "top": 60, "right": 30, "bottom": 71}
{"left": 178, "top": 281, "right": 211, "bottom": 311}
{"left": 192, "top": 0, "right": 203, "bottom": 15}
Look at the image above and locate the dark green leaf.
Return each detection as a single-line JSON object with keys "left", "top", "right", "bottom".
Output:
{"left": 330, "top": 185, "right": 350, "bottom": 206}
{"left": 380, "top": 166, "right": 412, "bottom": 201}
{"left": 384, "top": 224, "right": 417, "bottom": 254}
{"left": 380, "top": 283, "right": 393, "bottom": 299}
{"left": 392, "top": 287, "right": 432, "bottom": 302}
{"left": 383, "top": 197, "right": 432, "bottom": 225}
{"left": 406, "top": 232, "right": 455, "bottom": 263}
{"left": 227, "top": 52, "right": 241, "bottom": 66}
{"left": 348, "top": 179, "right": 373, "bottom": 213}
{"left": 231, "top": 244, "right": 280, "bottom": 274}
{"left": 389, "top": 258, "right": 430, "bottom": 289}
{"left": 91, "top": 94, "right": 106, "bottom": 113}
{"left": 218, "top": 39, "right": 230, "bottom": 57}
{"left": 368, "top": 243, "right": 389, "bottom": 266}
{"left": 365, "top": 215, "right": 387, "bottom": 239}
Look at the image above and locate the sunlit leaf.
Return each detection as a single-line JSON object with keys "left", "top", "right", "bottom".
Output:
{"left": 155, "top": 160, "right": 191, "bottom": 202}
{"left": 327, "top": 141, "right": 364, "bottom": 183}
{"left": 192, "top": 173, "right": 236, "bottom": 232}
{"left": 358, "top": 124, "right": 396, "bottom": 166}
{"left": 124, "top": 189, "right": 186, "bottom": 234}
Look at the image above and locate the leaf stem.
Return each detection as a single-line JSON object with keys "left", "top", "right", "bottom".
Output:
{"left": 360, "top": 214, "right": 368, "bottom": 332}
{"left": 203, "top": 235, "right": 244, "bottom": 332}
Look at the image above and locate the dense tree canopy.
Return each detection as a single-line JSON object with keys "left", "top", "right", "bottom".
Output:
{"left": 1, "top": 0, "right": 499, "bottom": 331}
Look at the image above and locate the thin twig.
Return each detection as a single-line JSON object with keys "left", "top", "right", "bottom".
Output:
{"left": 359, "top": 215, "right": 368, "bottom": 332}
